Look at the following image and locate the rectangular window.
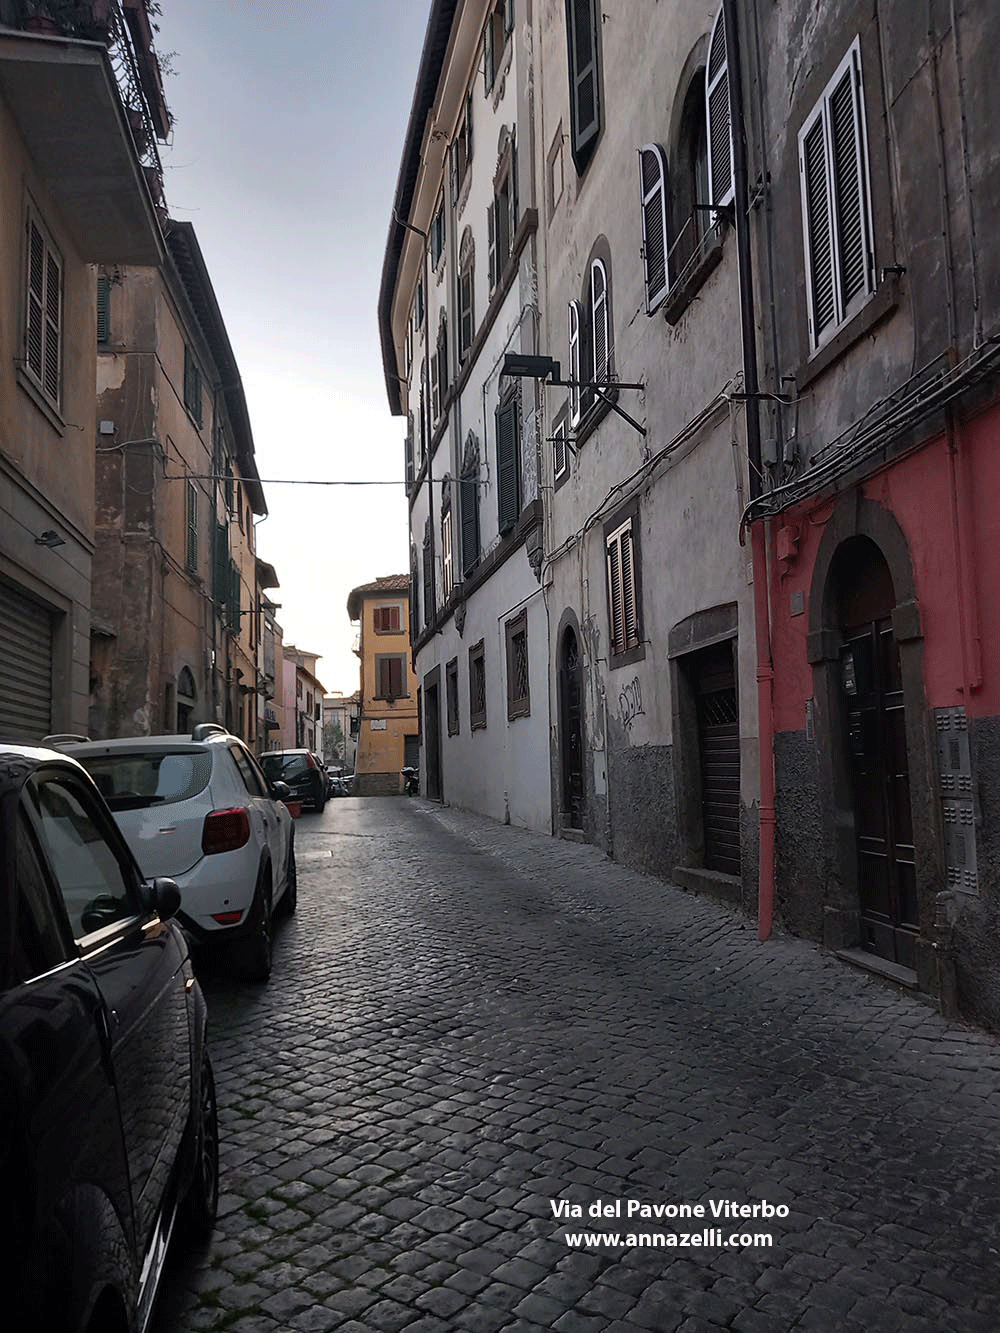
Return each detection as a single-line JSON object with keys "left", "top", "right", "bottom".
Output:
{"left": 566, "top": 0, "right": 601, "bottom": 169}
{"left": 488, "top": 143, "right": 518, "bottom": 290}
{"left": 505, "top": 610, "right": 530, "bottom": 719}
{"left": 798, "top": 39, "right": 874, "bottom": 350}
{"left": 422, "top": 530, "right": 435, "bottom": 625}
{"left": 461, "top": 456, "right": 481, "bottom": 575}
{"left": 375, "top": 654, "right": 407, "bottom": 700}
{"left": 496, "top": 383, "right": 521, "bottom": 535}
{"left": 183, "top": 344, "right": 203, "bottom": 427}
{"left": 25, "top": 213, "right": 62, "bottom": 409}
{"left": 459, "top": 258, "right": 474, "bottom": 363}
{"left": 186, "top": 480, "right": 198, "bottom": 572}
{"left": 469, "top": 639, "right": 487, "bottom": 730}
{"left": 451, "top": 92, "right": 474, "bottom": 201}
{"left": 446, "top": 657, "right": 460, "bottom": 735}
{"left": 606, "top": 515, "right": 641, "bottom": 658}
{"left": 441, "top": 510, "right": 454, "bottom": 598}
{"left": 431, "top": 197, "right": 446, "bottom": 269}
{"left": 484, "top": 0, "right": 514, "bottom": 93}
{"left": 97, "top": 274, "right": 111, "bottom": 346}
{"left": 553, "top": 415, "right": 569, "bottom": 485}
{"left": 373, "top": 605, "right": 402, "bottom": 633}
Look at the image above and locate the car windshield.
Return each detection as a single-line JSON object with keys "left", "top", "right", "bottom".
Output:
{"left": 79, "top": 750, "right": 213, "bottom": 810}
{"left": 262, "top": 754, "right": 310, "bottom": 778}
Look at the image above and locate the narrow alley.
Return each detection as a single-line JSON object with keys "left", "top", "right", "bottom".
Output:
{"left": 155, "top": 799, "right": 1000, "bottom": 1332}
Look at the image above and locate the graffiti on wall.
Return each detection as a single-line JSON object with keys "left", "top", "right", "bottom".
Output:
{"left": 619, "top": 676, "right": 645, "bottom": 730}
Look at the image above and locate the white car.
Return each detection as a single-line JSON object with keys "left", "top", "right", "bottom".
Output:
{"left": 57, "top": 725, "right": 295, "bottom": 981}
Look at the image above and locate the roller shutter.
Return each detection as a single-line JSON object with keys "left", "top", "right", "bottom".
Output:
{"left": 0, "top": 581, "right": 54, "bottom": 742}
{"left": 696, "top": 641, "right": 740, "bottom": 876}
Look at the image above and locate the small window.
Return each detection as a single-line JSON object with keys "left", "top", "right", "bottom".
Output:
{"left": 496, "top": 382, "right": 521, "bottom": 535}
{"left": 186, "top": 480, "right": 198, "bottom": 573}
{"left": 469, "top": 639, "right": 487, "bottom": 730}
{"left": 638, "top": 144, "right": 669, "bottom": 312}
{"left": 706, "top": 6, "right": 734, "bottom": 210}
{"left": 183, "top": 344, "right": 203, "bottom": 427}
{"left": 566, "top": 0, "right": 601, "bottom": 170}
{"left": 606, "top": 514, "right": 641, "bottom": 659}
{"left": 373, "top": 605, "right": 402, "bottom": 633}
{"left": 97, "top": 274, "right": 111, "bottom": 346}
{"left": 484, "top": 0, "right": 514, "bottom": 93}
{"left": 798, "top": 39, "right": 874, "bottom": 350}
{"left": 446, "top": 657, "right": 460, "bottom": 735}
{"left": 505, "top": 610, "right": 530, "bottom": 719}
{"left": 376, "top": 654, "right": 408, "bottom": 700}
{"left": 25, "top": 213, "right": 63, "bottom": 409}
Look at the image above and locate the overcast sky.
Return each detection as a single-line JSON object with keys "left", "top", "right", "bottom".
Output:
{"left": 155, "top": 0, "right": 431, "bottom": 695}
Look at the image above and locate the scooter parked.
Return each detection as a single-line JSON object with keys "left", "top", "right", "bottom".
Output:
{"left": 401, "top": 766, "right": 419, "bottom": 796}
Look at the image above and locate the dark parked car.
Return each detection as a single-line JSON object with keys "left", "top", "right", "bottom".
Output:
{"left": 0, "top": 744, "right": 218, "bottom": 1332}
{"left": 261, "top": 749, "right": 326, "bottom": 812}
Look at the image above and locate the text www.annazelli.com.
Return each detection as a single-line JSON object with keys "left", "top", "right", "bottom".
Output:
{"left": 564, "top": 1230, "right": 773, "bottom": 1250}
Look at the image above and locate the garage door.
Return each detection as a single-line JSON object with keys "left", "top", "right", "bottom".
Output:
{"left": 696, "top": 641, "right": 741, "bottom": 876}
{"left": 0, "top": 581, "right": 54, "bottom": 743}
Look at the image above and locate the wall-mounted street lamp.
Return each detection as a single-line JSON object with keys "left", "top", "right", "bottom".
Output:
{"left": 34, "top": 530, "right": 65, "bottom": 548}
{"left": 500, "top": 353, "right": 647, "bottom": 438}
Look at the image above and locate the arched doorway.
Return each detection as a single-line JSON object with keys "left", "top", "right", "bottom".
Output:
{"left": 558, "top": 624, "right": 584, "bottom": 828}
{"left": 833, "top": 537, "right": 918, "bottom": 968}
{"left": 177, "top": 666, "right": 197, "bottom": 733}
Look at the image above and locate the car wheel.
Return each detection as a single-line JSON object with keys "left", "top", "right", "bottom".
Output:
{"left": 314, "top": 791, "right": 326, "bottom": 813}
{"left": 238, "top": 867, "right": 272, "bottom": 982}
{"left": 278, "top": 838, "right": 297, "bottom": 917}
{"left": 179, "top": 1046, "right": 219, "bottom": 1244}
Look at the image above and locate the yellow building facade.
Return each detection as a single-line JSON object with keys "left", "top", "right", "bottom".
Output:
{"left": 347, "top": 575, "right": 418, "bottom": 795}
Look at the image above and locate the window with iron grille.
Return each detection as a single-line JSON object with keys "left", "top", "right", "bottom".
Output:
{"left": 488, "top": 132, "right": 518, "bottom": 291}
{"left": 705, "top": 6, "right": 734, "bottom": 210}
{"left": 373, "top": 605, "right": 402, "bottom": 634}
{"left": 496, "top": 382, "right": 521, "bottom": 536}
{"left": 450, "top": 92, "right": 474, "bottom": 201}
{"left": 183, "top": 344, "right": 203, "bottom": 427}
{"left": 484, "top": 0, "right": 514, "bottom": 93}
{"left": 799, "top": 39, "right": 874, "bottom": 350}
{"left": 566, "top": 0, "right": 601, "bottom": 171}
{"left": 469, "top": 639, "right": 487, "bottom": 730}
{"left": 185, "top": 480, "right": 198, "bottom": 573}
{"left": 375, "top": 654, "right": 407, "bottom": 700}
{"left": 97, "top": 274, "right": 111, "bottom": 346}
{"left": 24, "top": 212, "right": 62, "bottom": 409}
{"left": 505, "top": 610, "right": 530, "bottom": 719}
{"left": 605, "top": 510, "right": 642, "bottom": 660}
{"left": 446, "top": 656, "right": 460, "bottom": 735}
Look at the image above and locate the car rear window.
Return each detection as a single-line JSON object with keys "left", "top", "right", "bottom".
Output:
{"left": 79, "top": 750, "right": 213, "bottom": 810}
{"left": 263, "top": 754, "right": 310, "bottom": 778}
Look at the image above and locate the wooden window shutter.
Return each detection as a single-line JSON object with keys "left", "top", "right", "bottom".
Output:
{"left": 422, "top": 533, "right": 435, "bottom": 622}
{"left": 43, "top": 249, "right": 61, "bottom": 403}
{"left": 801, "top": 115, "right": 835, "bottom": 342}
{"left": 484, "top": 10, "right": 495, "bottom": 92}
{"left": 461, "top": 469, "right": 480, "bottom": 574}
{"left": 97, "top": 275, "right": 111, "bottom": 345}
{"left": 568, "top": 0, "right": 600, "bottom": 160}
{"left": 26, "top": 220, "right": 45, "bottom": 383}
{"left": 591, "top": 260, "right": 609, "bottom": 384}
{"left": 553, "top": 419, "right": 568, "bottom": 481}
{"left": 607, "top": 533, "right": 624, "bottom": 655}
{"left": 568, "top": 300, "right": 581, "bottom": 424}
{"left": 186, "top": 481, "right": 198, "bottom": 571}
{"left": 830, "top": 53, "right": 870, "bottom": 310}
{"left": 389, "top": 605, "right": 401, "bottom": 632}
{"left": 706, "top": 7, "right": 734, "bottom": 209}
{"left": 621, "top": 524, "right": 637, "bottom": 647}
{"left": 487, "top": 201, "right": 497, "bottom": 289}
{"left": 389, "top": 657, "right": 403, "bottom": 698}
{"left": 496, "top": 392, "right": 520, "bottom": 535}
{"left": 638, "top": 145, "right": 669, "bottom": 311}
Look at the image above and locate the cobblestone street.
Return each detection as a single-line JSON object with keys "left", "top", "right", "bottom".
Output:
{"left": 155, "top": 797, "right": 1000, "bottom": 1333}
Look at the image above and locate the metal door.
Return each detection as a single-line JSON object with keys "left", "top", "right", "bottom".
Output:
{"left": 695, "top": 641, "right": 740, "bottom": 875}
{"left": 0, "top": 580, "right": 54, "bottom": 742}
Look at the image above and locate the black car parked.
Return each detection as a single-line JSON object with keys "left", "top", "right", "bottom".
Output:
{"left": 0, "top": 745, "right": 218, "bottom": 1332}
{"left": 260, "top": 749, "right": 327, "bottom": 812}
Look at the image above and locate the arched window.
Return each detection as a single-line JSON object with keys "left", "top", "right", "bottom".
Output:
{"left": 672, "top": 68, "right": 710, "bottom": 277}
{"left": 591, "top": 257, "right": 610, "bottom": 385}
{"left": 458, "top": 230, "right": 475, "bottom": 363}
{"left": 705, "top": 6, "right": 734, "bottom": 209}
{"left": 177, "top": 666, "right": 197, "bottom": 734}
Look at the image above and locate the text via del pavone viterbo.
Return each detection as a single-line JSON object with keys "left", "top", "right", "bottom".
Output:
{"left": 549, "top": 1198, "right": 789, "bottom": 1250}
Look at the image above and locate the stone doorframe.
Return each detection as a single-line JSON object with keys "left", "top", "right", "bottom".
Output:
{"left": 553, "top": 607, "right": 587, "bottom": 833}
{"left": 805, "top": 493, "right": 943, "bottom": 989}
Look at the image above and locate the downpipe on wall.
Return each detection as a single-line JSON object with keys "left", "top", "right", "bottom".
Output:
{"left": 723, "top": 0, "right": 776, "bottom": 941}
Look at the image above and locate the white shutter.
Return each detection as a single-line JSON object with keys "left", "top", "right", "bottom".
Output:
{"left": 705, "top": 7, "right": 734, "bottom": 210}
{"left": 830, "top": 48, "right": 872, "bottom": 312}
{"left": 553, "top": 418, "right": 568, "bottom": 482}
{"left": 620, "top": 525, "right": 637, "bottom": 648}
{"left": 591, "top": 259, "right": 609, "bottom": 384}
{"left": 638, "top": 144, "right": 669, "bottom": 312}
{"left": 606, "top": 531, "right": 624, "bottom": 654}
{"left": 568, "top": 300, "right": 582, "bottom": 425}
{"left": 800, "top": 113, "right": 835, "bottom": 344}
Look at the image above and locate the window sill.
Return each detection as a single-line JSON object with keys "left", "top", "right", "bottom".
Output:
{"left": 571, "top": 383, "right": 618, "bottom": 448}
{"left": 16, "top": 367, "right": 66, "bottom": 435}
{"left": 795, "top": 277, "right": 900, "bottom": 391}
{"left": 609, "top": 643, "right": 646, "bottom": 669}
{"left": 661, "top": 222, "right": 726, "bottom": 326}
{"left": 470, "top": 717, "right": 487, "bottom": 732}
{"left": 507, "top": 703, "right": 530, "bottom": 721}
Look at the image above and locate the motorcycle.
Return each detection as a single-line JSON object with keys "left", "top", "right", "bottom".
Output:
{"left": 401, "top": 766, "right": 419, "bottom": 797}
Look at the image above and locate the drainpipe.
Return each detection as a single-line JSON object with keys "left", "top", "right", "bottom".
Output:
{"left": 723, "top": 0, "right": 776, "bottom": 941}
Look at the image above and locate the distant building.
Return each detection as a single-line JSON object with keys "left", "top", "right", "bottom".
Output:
{"left": 322, "top": 691, "right": 360, "bottom": 772}
{"left": 257, "top": 562, "right": 282, "bottom": 751}
{"left": 282, "top": 646, "right": 326, "bottom": 752}
{"left": 347, "top": 576, "right": 418, "bottom": 794}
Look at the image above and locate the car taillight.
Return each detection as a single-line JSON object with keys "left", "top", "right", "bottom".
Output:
{"left": 305, "top": 753, "right": 315, "bottom": 768}
{"left": 202, "top": 808, "right": 250, "bottom": 855}
{"left": 211, "top": 910, "right": 244, "bottom": 925}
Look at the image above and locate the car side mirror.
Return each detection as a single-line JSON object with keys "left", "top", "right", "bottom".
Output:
{"left": 148, "top": 876, "right": 181, "bottom": 921}
{"left": 272, "top": 780, "right": 291, "bottom": 801}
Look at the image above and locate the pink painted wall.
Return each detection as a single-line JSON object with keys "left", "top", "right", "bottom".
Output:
{"left": 769, "top": 400, "right": 1000, "bottom": 733}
